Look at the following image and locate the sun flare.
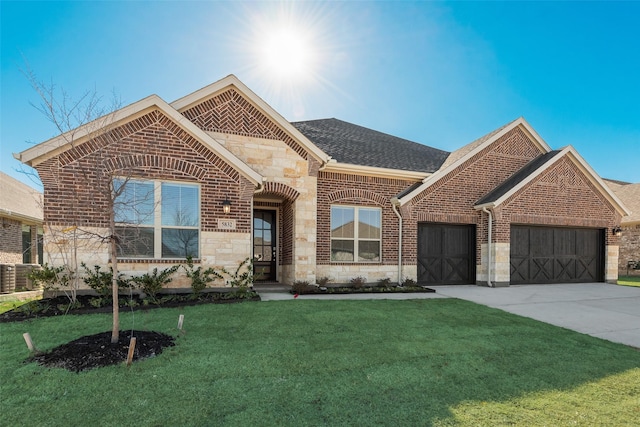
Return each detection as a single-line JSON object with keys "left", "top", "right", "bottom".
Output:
{"left": 235, "top": 2, "right": 339, "bottom": 118}
{"left": 259, "top": 26, "right": 315, "bottom": 81}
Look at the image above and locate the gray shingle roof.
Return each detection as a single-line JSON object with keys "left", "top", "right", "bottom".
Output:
{"left": 292, "top": 118, "right": 450, "bottom": 173}
{"left": 439, "top": 119, "right": 518, "bottom": 170}
{"left": 475, "top": 150, "right": 562, "bottom": 206}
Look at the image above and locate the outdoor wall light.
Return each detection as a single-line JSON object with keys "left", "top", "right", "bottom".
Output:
{"left": 222, "top": 198, "right": 232, "bottom": 214}
{"left": 612, "top": 226, "right": 622, "bottom": 237}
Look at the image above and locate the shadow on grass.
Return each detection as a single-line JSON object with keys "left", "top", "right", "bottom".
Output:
{"left": 1, "top": 299, "right": 639, "bottom": 425}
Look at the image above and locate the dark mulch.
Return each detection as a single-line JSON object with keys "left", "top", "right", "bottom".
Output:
{"left": 292, "top": 285, "right": 436, "bottom": 295}
{"left": 1, "top": 292, "right": 260, "bottom": 323}
{"left": 32, "top": 330, "right": 175, "bottom": 373}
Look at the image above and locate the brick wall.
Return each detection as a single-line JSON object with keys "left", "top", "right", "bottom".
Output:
{"left": 404, "top": 126, "right": 542, "bottom": 264}
{"left": 499, "top": 156, "right": 621, "bottom": 243}
{"left": 181, "top": 87, "right": 310, "bottom": 160}
{"left": 317, "top": 171, "right": 418, "bottom": 266}
{"left": 35, "top": 109, "right": 255, "bottom": 267}
{"left": 0, "top": 218, "right": 22, "bottom": 264}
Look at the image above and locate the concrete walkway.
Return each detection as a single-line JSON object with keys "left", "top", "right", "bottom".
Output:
{"left": 257, "top": 283, "right": 640, "bottom": 348}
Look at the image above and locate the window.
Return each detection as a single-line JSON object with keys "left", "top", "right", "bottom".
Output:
{"left": 21, "top": 225, "right": 43, "bottom": 264}
{"left": 330, "top": 206, "right": 381, "bottom": 262}
{"left": 114, "top": 179, "right": 200, "bottom": 259}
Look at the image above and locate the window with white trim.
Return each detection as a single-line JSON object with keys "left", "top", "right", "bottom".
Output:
{"left": 330, "top": 205, "right": 381, "bottom": 262}
{"left": 114, "top": 179, "right": 200, "bottom": 259}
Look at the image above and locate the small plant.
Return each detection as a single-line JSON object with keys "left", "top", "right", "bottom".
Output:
{"left": 183, "top": 256, "right": 223, "bottom": 296}
{"left": 401, "top": 277, "right": 417, "bottom": 287}
{"left": 88, "top": 297, "right": 106, "bottom": 308}
{"left": 57, "top": 300, "right": 83, "bottom": 314}
{"left": 28, "top": 264, "right": 73, "bottom": 292}
{"left": 350, "top": 276, "right": 367, "bottom": 289}
{"left": 377, "top": 277, "right": 392, "bottom": 287}
{"left": 316, "top": 276, "right": 332, "bottom": 286}
{"left": 81, "top": 263, "right": 131, "bottom": 296}
{"left": 292, "top": 280, "right": 315, "bottom": 294}
{"left": 220, "top": 258, "right": 253, "bottom": 294}
{"left": 130, "top": 266, "right": 179, "bottom": 304}
{"left": 123, "top": 299, "right": 139, "bottom": 308}
{"left": 16, "top": 300, "right": 43, "bottom": 316}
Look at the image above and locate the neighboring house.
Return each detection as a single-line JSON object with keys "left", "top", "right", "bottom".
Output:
{"left": 0, "top": 172, "right": 43, "bottom": 264}
{"left": 604, "top": 179, "right": 640, "bottom": 276}
{"left": 14, "top": 75, "right": 629, "bottom": 287}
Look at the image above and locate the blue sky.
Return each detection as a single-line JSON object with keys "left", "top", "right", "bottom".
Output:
{"left": 2, "top": 1, "right": 639, "bottom": 189}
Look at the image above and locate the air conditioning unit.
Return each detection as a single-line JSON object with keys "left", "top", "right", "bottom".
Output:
{"left": 1, "top": 264, "right": 16, "bottom": 294}
{"left": 15, "top": 264, "right": 41, "bottom": 291}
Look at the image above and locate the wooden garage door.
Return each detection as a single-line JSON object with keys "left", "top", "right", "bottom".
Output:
{"left": 417, "top": 223, "right": 476, "bottom": 285}
{"left": 510, "top": 226, "right": 604, "bottom": 284}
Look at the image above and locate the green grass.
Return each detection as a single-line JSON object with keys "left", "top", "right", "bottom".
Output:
{"left": 1, "top": 299, "right": 638, "bottom": 426}
{"left": 618, "top": 275, "right": 640, "bottom": 287}
{"left": 0, "top": 298, "right": 39, "bottom": 314}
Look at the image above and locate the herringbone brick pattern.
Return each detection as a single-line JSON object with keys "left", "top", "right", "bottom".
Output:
{"left": 182, "top": 88, "right": 310, "bottom": 160}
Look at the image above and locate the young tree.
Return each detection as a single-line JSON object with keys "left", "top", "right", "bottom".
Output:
{"left": 22, "top": 67, "right": 142, "bottom": 343}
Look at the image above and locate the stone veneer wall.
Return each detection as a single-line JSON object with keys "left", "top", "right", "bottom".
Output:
{"left": 216, "top": 134, "right": 318, "bottom": 284}
{"left": 478, "top": 243, "right": 510, "bottom": 286}
{"left": 619, "top": 225, "right": 640, "bottom": 276}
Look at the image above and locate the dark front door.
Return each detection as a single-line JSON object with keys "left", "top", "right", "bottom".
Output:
{"left": 510, "top": 225, "right": 604, "bottom": 284}
{"left": 253, "top": 210, "right": 276, "bottom": 281}
{"left": 417, "top": 223, "right": 476, "bottom": 285}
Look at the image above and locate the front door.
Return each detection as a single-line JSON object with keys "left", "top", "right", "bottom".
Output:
{"left": 253, "top": 210, "right": 276, "bottom": 281}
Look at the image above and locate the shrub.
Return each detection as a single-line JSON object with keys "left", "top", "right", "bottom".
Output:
{"left": 292, "top": 280, "right": 315, "bottom": 294}
{"left": 401, "top": 277, "right": 417, "bottom": 287}
{"left": 350, "top": 276, "right": 367, "bottom": 289}
{"left": 130, "top": 266, "right": 179, "bottom": 304}
{"left": 28, "top": 264, "right": 73, "bottom": 292}
{"left": 220, "top": 258, "right": 253, "bottom": 289}
{"left": 183, "top": 256, "right": 222, "bottom": 295}
{"left": 316, "top": 276, "right": 332, "bottom": 286}
{"left": 377, "top": 277, "right": 392, "bottom": 287}
{"left": 81, "top": 263, "right": 131, "bottom": 297}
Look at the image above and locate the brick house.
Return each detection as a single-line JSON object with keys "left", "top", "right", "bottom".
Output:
{"left": 0, "top": 172, "right": 43, "bottom": 265}
{"left": 605, "top": 180, "right": 640, "bottom": 276}
{"left": 15, "top": 75, "right": 629, "bottom": 287}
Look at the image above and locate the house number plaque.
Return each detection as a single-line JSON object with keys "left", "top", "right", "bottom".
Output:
{"left": 218, "top": 219, "right": 237, "bottom": 230}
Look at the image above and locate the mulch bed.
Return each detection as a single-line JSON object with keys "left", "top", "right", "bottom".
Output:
{"left": 292, "top": 285, "right": 436, "bottom": 295}
{"left": 5, "top": 292, "right": 257, "bottom": 373}
{"left": 31, "top": 330, "right": 175, "bottom": 373}
{"left": 0, "top": 292, "right": 260, "bottom": 323}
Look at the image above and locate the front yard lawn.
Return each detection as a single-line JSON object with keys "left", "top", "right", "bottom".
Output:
{"left": 618, "top": 275, "right": 640, "bottom": 287}
{"left": 1, "top": 299, "right": 638, "bottom": 426}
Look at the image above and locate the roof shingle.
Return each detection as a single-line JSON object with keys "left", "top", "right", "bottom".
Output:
{"left": 292, "top": 118, "right": 449, "bottom": 173}
{"left": 475, "top": 150, "right": 562, "bottom": 206}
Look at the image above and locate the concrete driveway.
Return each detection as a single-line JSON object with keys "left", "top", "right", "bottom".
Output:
{"left": 435, "top": 283, "right": 640, "bottom": 348}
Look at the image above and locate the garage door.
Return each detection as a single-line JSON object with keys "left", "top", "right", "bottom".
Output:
{"left": 510, "top": 226, "right": 604, "bottom": 284}
{"left": 417, "top": 223, "right": 476, "bottom": 285}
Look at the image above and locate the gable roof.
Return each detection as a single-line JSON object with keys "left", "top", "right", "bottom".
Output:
{"left": 14, "top": 94, "right": 264, "bottom": 186}
{"left": 439, "top": 119, "right": 517, "bottom": 170}
{"left": 474, "top": 146, "right": 630, "bottom": 216}
{"left": 396, "top": 117, "right": 552, "bottom": 205}
{"left": 0, "top": 172, "right": 43, "bottom": 224}
{"left": 171, "top": 74, "right": 330, "bottom": 165}
{"left": 604, "top": 180, "right": 640, "bottom": 224}
{"left": 475, "top": 150, "right": 562, "bottom": 206}
{"left": 292, "top": 118, "right": 450, "bottom": 174}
